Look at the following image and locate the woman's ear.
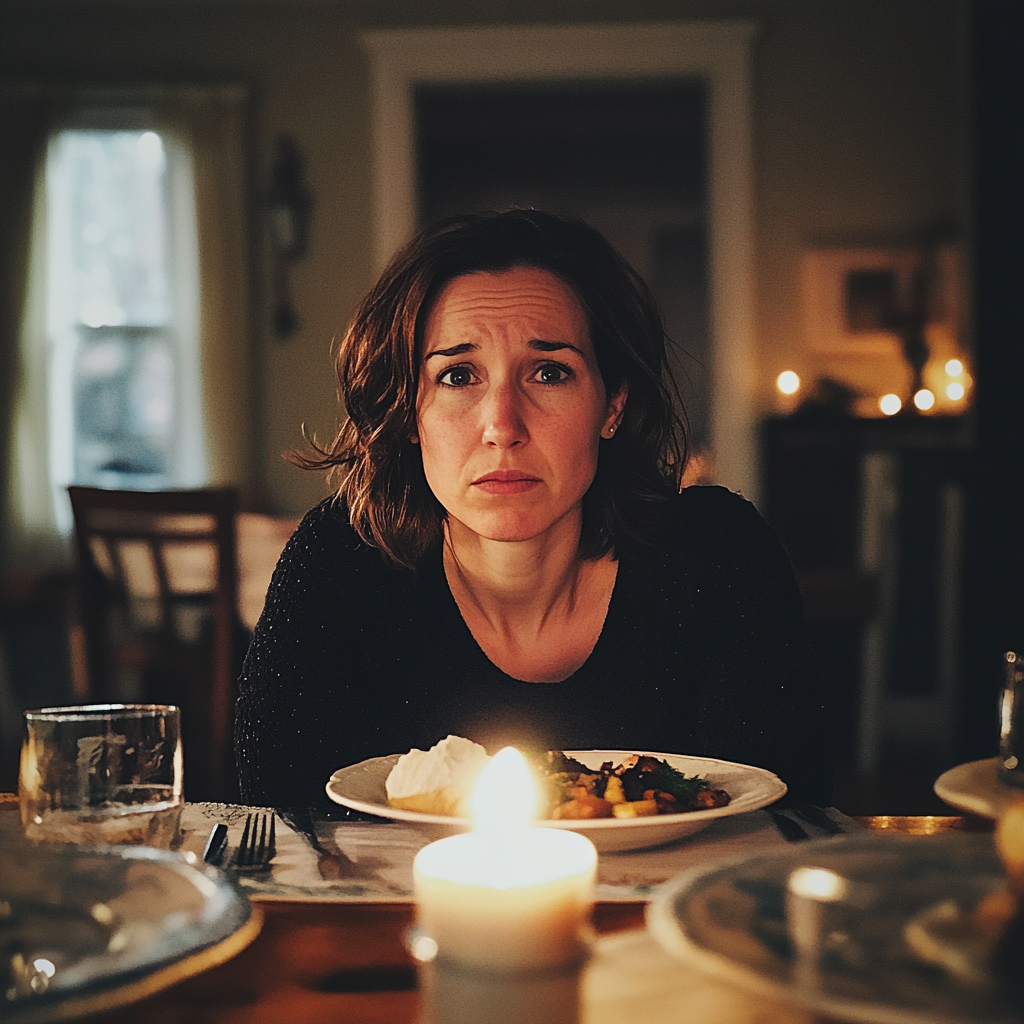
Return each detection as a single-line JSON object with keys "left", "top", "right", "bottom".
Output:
{"left": 601, "top": 383, "right": 628, "bottom": 439}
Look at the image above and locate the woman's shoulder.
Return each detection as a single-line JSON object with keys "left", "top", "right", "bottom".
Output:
{"left": 674, "top": 483, "right": 756, "bottom": 512}
{"left": 646, "top": 485, "right": 788, "bottom": 575}
{"left": 624, "top": 487, "right": 802, "bottom": 626}
{"left": 293, "top": 494, "right": 358, "bottom": 540}
{"left": 666, "top": 484, "right": 767, "bottom": 536}
{"left": 276, "top": 495, "right": 399, "bottom": 580}
{"left": 260, "top": 495, "right": 420, "bottom": 630}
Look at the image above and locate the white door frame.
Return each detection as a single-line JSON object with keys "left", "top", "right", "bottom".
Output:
{"left": 360, "top": 21, "right": 758, "bottom": 499}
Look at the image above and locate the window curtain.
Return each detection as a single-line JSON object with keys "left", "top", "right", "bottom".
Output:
{"left": 0, "top": 87, "right": 69, "bottom": 572}
{"left": 0, "top": 85, "right": 253, "bottom": 574}
{"left": 157, "top": 86, "right": 254, "bottom": 494}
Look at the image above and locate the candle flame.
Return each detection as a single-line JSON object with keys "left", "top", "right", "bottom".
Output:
{"left": 788, "top": 866, "right": 848, "bottom": 902}
{"left": 471, "top": 747, "right": 536, "bottom": 833}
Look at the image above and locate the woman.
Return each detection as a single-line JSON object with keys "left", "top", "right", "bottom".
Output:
{"left": 235, "top": 210, "right": 831, "bottom": 809}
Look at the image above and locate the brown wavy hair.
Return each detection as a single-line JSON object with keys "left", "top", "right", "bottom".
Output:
{"left": 292, "top": 210, "right": 688, "bottom": 568}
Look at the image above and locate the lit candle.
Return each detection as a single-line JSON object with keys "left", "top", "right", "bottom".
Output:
{"left": 413, "top": 747, "right": 597, "bottom": 973}
{"left": 786, "top": 867, "right": 848, "bottom": 991}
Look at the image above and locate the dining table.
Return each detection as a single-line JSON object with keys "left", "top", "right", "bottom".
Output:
{"left": 0, "top": 792, "right": 1002, "bottom": 1024}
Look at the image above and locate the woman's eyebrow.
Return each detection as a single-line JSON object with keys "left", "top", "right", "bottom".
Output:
{"left": 423, "top": 338, "right": 584, "bottom": 361}
{"left": 424, "top": 342, "right": 477, "bottom": 361}
{"left": 530, "top": 339, "right": 585, "bottom": 357}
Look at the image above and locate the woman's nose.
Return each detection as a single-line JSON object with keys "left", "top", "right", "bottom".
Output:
{"left": 481, "top": 382, "right": 527, "bottom": 448}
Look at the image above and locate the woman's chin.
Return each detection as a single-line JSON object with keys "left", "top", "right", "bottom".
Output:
{"left": 449, "top": 509, "right": 577, "bottom": 546}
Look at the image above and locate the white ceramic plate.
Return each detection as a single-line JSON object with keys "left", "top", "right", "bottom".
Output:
{"left": 326, "top": 750, "right": 787, "bottom": 853}
{"left": 934, "top": 757, "right": 1024, "bottom": 819}
{"left": 648, "top": 833, "right": 1015, "bottom": 1024}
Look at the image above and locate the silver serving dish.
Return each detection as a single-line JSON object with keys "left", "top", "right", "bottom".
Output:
{"left": 648, "top": 833, "right": 1017, "bottom": 1024}
{"left": 1, "top": 837, "right": 260, "bottom": 1023}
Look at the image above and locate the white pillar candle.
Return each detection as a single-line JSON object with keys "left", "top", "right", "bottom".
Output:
{"left": 786, "top": 866, "right": 849, "bottom": 991}
{"left": 413, "top": 747, "right": 597, "bottom": 973}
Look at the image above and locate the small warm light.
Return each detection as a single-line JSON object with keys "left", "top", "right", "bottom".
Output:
{"left": 472, "top": 746, "right": 536, "bottom": 834}
{"left": 32, "top": 959, "right": 56, "bottom": 979}
{"left": 91, "top": 903, "right": 115, "bottom": 925}
{"left": 408, "top": 932, "right": 439, "bottom": 963}
{"left": 788, "top": 867, "right": 848, "bottom": 902}
{"left": 777, "top": 370, "right": 801, "bottom": 395}
{"left": 945, "top": 359, "right": 964, "bottom": 377}
{"left": 914, "top": 389, "right": 935, "bottom": 411}
{"left": 1001, "top": 685, "right": 1015, "bottom": 741}
{"left": 946, "top": 382, "right": 965, "bottom": 401}
{"left": 879, "top": 394, "right": 902, "bottom": 416}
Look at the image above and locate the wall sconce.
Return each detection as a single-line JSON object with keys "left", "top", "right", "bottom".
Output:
{"left": 268, "top": 136, "right": 313, "bottom": 339}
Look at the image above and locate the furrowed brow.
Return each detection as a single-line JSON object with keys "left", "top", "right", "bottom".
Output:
{"left": 424, "top": 342, "right": 477, "bottom": 361}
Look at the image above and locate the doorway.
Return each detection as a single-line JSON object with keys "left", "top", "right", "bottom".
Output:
{"left": 359, "top": 21, "right": 757, "bottom": 499}
{"left": 416, "top": 82, "right": 711, "bottom": 453}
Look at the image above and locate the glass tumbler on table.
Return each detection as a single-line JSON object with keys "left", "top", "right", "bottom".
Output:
{"left": 19, "top": 704, "right": 184, "bottom": 847}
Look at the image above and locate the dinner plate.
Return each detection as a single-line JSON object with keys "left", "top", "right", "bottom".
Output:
{"left": 325, "top": 750, "right": 787, "bottom": 853}
{"left": 934, "top": 757, "right": 1024, "bottom": 819}
{"left": 647, "top": 833, "right": 1016, "bottom": 1024}
{"left": 0, "top": 839, "right": 261, "bottom": 1024}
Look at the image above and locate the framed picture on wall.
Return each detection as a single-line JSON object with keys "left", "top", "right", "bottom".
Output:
{"left": 800, "top": 245, "right": 962, "bottom": 357}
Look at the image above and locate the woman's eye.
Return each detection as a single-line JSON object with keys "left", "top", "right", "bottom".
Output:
{"left": 438, "top": 366, "right": 473, "bottom": 387}
{"left": 535, "top": 363, "right": 572, "bottom": 384}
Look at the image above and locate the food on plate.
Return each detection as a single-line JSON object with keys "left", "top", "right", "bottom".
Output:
{"left": 533, "top": 750, "right": 731, "bottom": 820}
{"left": 382, "top": 738, "right": 731, "bottom": 821}
{"left": 385, "top": 734, "right": 491, "bottom": 816}
{"left": 992, "top": 799, "right": 1024, "bottom": 1007}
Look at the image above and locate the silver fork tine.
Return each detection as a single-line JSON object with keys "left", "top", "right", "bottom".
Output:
{"left": 255, "top": 813, "right": 268, "bottom": 864}
{"left": 245, "top": 814, "right": 257, "bottom": 866}
{"left": 229, "top": 812, "right": 276, "bottom": 871}
{"left": 238, "top": 812, "right": 254, "bottom": 867}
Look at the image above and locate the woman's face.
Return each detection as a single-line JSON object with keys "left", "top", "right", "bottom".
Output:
{"left": 414, "top": 266, "right": 626, "bottom": 546}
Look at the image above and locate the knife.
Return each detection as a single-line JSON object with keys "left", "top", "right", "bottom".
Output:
{"left": 202, "top": 822, "right": 228, "bottom": 864}
{"left": 793, "top": 804, "right": 845, "bottom": 835}
{"left": 769, "top": 810, "right": 809, "bottom": 842}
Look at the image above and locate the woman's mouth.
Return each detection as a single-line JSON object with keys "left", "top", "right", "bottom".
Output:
{"left": 472, "top": 471, "right": 541, "bottom": 495}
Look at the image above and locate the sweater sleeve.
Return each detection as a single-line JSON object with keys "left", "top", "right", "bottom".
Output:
{"left": 233, "top": 501, "right": 372, "bottom": 808}
{"left": 679, "top": 488, "right": 833, "bottom": 805}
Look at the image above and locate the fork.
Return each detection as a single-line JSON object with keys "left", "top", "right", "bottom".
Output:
{"left": 230, "top": 811, "right": 277, "bottom": 872}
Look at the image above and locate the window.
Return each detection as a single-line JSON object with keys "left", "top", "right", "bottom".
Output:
{"left": 46, "top": 124, "right": 205, "bottom": 509}
{"left": 3, "top": 85, "right": 250, "bottom": 573}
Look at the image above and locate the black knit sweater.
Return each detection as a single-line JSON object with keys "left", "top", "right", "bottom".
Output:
{"left": 235, "top": 485, "right": 832, "bottom": 808}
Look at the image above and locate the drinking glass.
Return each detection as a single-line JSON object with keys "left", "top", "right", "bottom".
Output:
{"left": 19, "top": 704, "right": 184, "bottom": 847}
{"left": 1000, "top": 651, "right": 1024, "bottom": 790}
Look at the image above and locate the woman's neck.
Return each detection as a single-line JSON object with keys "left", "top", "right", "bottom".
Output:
{"left": 442, "top": 511, "right": 618, "bottom": 682}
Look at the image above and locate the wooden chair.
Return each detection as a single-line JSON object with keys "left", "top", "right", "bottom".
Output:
{"left": 68, "top": 486, "right": 242, "bottom": 802}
